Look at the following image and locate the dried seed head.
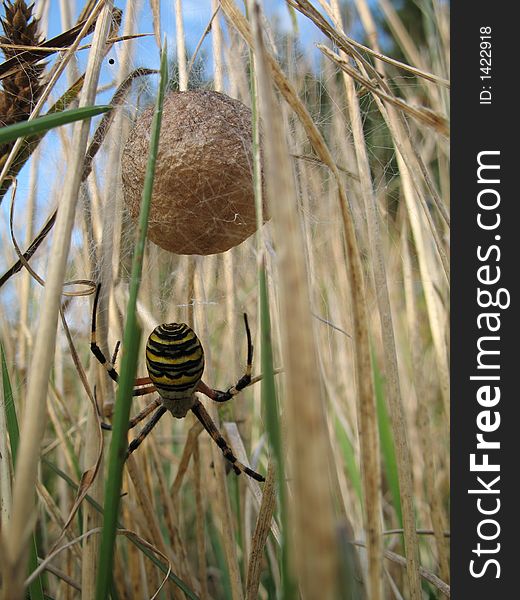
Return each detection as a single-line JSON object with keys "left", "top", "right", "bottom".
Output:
{"left": 121, "top": 90, "right": 265, "bottom": 255}
{"left": 0, "top": 0, "right": 45, "bottom": 179}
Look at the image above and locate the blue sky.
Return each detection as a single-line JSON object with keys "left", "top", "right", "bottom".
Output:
{"left": 0, "top": 1, "right": 329, "bottom": 283}
{"left": 2, "top": 0, "right": 385, "bottom": 286}
{"left": 41, "top": 1, "right": 327, "bottom": 70}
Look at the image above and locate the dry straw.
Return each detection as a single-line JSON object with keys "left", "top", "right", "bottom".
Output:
{"left": 327, "top": 1, "right": 422, "bottom": 597}
{"left": 223, "top": 2, "right": 386, "bottom": 597}
{"left": 2, "top": 4, "right": 113, "bottom": 599}
{"left": 0, "top": 1, "right": 450, "bottom": 598}
{"left": 248, "top": 2, "right": 341, "bottom": 598}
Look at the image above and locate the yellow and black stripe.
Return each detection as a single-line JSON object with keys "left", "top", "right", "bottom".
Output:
{"left": 145, "top": 323, "right": 205, "bottom": 399}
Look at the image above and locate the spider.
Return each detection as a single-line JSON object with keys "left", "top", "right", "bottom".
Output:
{"left": 90, "top": 284, "right": 265, "bottom": 482}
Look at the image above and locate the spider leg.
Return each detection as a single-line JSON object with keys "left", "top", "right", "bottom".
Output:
{"left": 197, "top": 313, "right": 253, "bottom": 403}
{"left": 111, "top": 340, "right": 121, "bottom": 365}
{"left": 191, "top": 400, "right": 264, "bottom": 482}
{"left": 132, "top": 385, "right": 157, "bottom": 397}
{"left": 126, "top": 405, "right": 167, "bottom": 458}
{"left": 128, "top": 398, "right": 162, "bottom": 428}
{"left": 92, "top": 284, "right": 157, "bottom": 395}
{"left": 90, "top": 283, "right": 119, "bottom": 383}
{"left": 101, "top": 397, "right": 162, "bottom": 431}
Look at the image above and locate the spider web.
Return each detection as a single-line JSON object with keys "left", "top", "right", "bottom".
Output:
{"left": 1, "top": 1, "right": 408, "bottom": 415}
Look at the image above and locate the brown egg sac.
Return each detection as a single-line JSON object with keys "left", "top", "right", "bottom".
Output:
{"left": 121, "top": 90, "right": 265, "bottom": 255}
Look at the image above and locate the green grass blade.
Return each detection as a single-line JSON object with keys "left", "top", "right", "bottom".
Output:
{"left": 40, "top": 458, "right": 198, "bottom": 597}
{"left": 39, "top": 337, "right": 197, "bottom": 590}
{"left": 258, "top": 265, "right": 296, "bottom": 599}
{"left": 373, "top": 351, "right": 402, "bottom": 526}
{"left": 1, "top": 344, "right": 45, "bottom": 600}
{"left": 334, "top": 416, "right": 363, "bottom": 503}
{"left": 207, "top": 511, "right": 232, "bottom": 600}
{"left": 0, "top": 105, "right": 112, "bottom": 144}
{"left": 95, "top": 44, "right": 169, "bottom": 600}
{"left": 248, "top": 26, "right": 295, "bottom": 595}
{"left": 258, "top": 267, "right": 282, "bottom": 467}
{"left": 1, "top": 344, "right": 19, "bottom": 461}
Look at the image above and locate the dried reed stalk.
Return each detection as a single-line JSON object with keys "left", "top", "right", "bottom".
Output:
{"left": 194, "top": 275, "right": 244, "bottom": 600}
{"left": 2, "top": 4, "right": 113, "bottom": 599}
{"left": 330, "top": 1, "right": 423, "bottom": 597}
{"left": 245, "top": 461, "right": 276, "bottom": 600}
{"left": 222, "top": 0, "right": 384, "bottom": 595}
{"left": 82, "top": 3, "right": 140, "bottom": 593}
{"left": 0, "top": 0, "right": 45, "bottom": 173}
{"left": 193, "top": 439, "right": 209, "bottom": 600}
{"left": 175, "top": 0, "right": 188, "bottom": 91}
{"left": 402, "top": 223, "right": 450, "bottom": 583}
{"left": 248, "top": 3, "right": 340, "bottom": 598}
{"left": 0, "top": 2, "right": 449, "bottom": 597}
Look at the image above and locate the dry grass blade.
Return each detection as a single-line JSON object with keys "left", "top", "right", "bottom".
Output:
{"left": 3, "top": 5, "right": 114, "bottom": 598}
{"left": 353, "top": 541, "right": 450, "bottom": 598}
{"left": 318, "top": 44, "right": 449, "bottom": 137}
{"left": 291, "top": 153, "right": 359, "bottom": 180}
{"left": 26, "top": 526, "right": 173, "bottom": 599}
{"left": 224, "top": 422, "right": 281, "bottom": 545}
{"left": 0, "top": 67, "right": 155, "bottom": 288}
{"left": 0, "top": 2, "right": 449, "bottom": 597}
{"left": 245, "top": 461, "right": 276, "bottom": 600}
{"left": 221, "top": 0, "right": 383, "bottom": 596}
{"left": 288, "top": 0, "right": 449, "bottom": 88}
{"left": 35, "top": 561, "right": 80, "bottom": 592}
{"left": 0, "top": 32, "right": 151, "bottom": 54}
{"left": 149, "top": 0, "right": 161, "bottom": 47}
{"left": 171, "top": 419, "right": 203, "bottom": 499}
{"left": 248, "top": 2, "right": 341, "bottom": 597}
{"left": 377, "top": 0, "right": 429, "bottom": 76}
{"left": 187, "top": 3, "right": 220, "bottom": 79}
{"left": 7, "top": 181, "right": 96, "bottom": 296}
{"left": 175, "top": 0, "right": 188, "bottom": 91}
{"left": 329, "top": 3, "right": 422, "bottom": 597}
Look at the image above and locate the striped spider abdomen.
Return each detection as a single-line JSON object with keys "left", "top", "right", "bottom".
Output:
{"left": 145, "top": 323, "right": 205, "bottom": 416}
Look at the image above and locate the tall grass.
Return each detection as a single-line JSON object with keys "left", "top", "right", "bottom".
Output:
{"left": 0, "top": 1, "right": 449, "bottom": 599}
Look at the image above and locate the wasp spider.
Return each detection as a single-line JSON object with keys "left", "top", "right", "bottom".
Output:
{"left": 90, "top": 285, "right": 264, "bottom": 482}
